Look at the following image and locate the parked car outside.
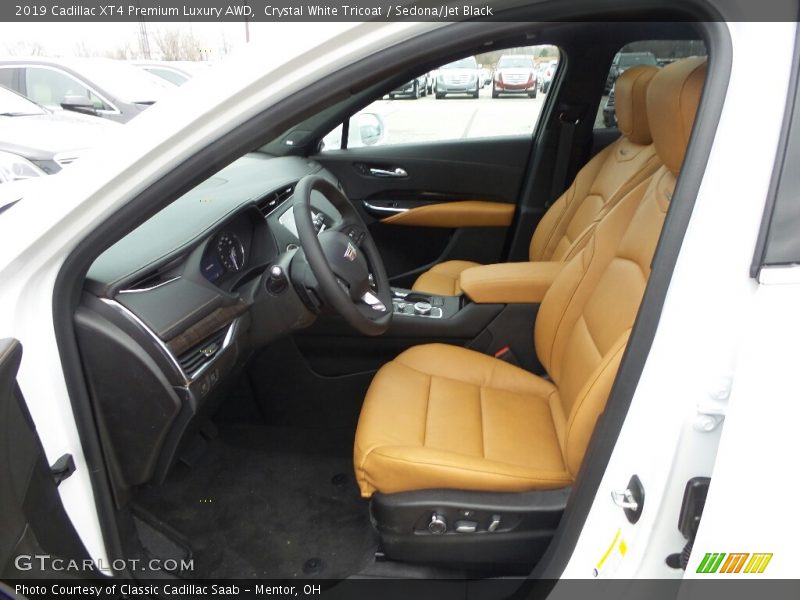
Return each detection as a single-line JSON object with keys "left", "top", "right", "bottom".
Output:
{"left": 604, "top": 51, "right": 658, "bottom": 92}
{"left": 0, "top": 84, "right": 120, "bottom": 180}
{"left": 492, "top": 54, "right": 538, "bottom": 98}
{"left": 0, "top": 57, "right": 174, "bottom": 123}
{"left": 133, "top": 60, "right": 211, "bottom": 86}
{"left": 434, "top": 56, "right": 481, "bottom": 98}
{"left": 480, "top": 67, "right": 492, "bottom": 86}
{"left": 538, "top": 59, "right": 558, "bottom": 93}
{"left": 389, "top": 74, "right": 429, "bottom": 99}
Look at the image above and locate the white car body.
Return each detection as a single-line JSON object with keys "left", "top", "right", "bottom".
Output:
{"left": 0, "top": 18, "right": 798, "bottom": 581}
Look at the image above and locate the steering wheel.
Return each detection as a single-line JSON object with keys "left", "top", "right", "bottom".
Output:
{"left": 292, "top": 174, "right": 392, "bottom": 336}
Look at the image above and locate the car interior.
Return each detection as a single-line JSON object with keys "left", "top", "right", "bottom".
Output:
{"left": 61, "top": 16, "right": 715, "bottom": 581}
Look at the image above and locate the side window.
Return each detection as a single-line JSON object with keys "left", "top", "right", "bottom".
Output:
{"left": 594, "top": 40, "right": 708, "bottom": 129}
{"left": 24, "top": 67, "right": 110, "bottom": 110}
{"left": 0, "top": 67, "right": 19, "bottom": 91}
{"left": 322, "top": 45, "right": 560, "bottom": 150}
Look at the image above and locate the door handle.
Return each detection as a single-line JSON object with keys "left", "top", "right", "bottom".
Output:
{"left": 368, "top": 167, "right": 408, "bottom": 178}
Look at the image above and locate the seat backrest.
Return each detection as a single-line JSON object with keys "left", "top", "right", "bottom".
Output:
{"left": 534, "top": 57, "right": 707, "bottom": 476}
{"left": 529, "top": 65, "right": 661, "bottom": 264}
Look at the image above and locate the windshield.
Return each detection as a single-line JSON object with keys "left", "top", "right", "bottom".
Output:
{"left": 442, "top": 57, "right": 478, "bottom": 70}
{"left": 0, "top": 85, "right": 47, "bottom": 116}
{"left": 72, "top": 60, "right": 174, "bottom": 103}
{"left": 497, "top": 57, "right": 533, "bottom": 69}
{"left": 619, "top": 53, "right": 658, "bottom": 67}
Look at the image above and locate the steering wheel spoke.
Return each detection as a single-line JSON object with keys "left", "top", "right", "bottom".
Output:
{"left": 361, "top": 290, "right": 387, "bottom": 312}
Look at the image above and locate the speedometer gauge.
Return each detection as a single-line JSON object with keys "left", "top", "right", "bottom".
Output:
{"left": 216, "top": 232, "right": 245, "bottom": 272}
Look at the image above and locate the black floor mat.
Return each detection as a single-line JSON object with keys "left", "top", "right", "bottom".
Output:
{"left": 136, "top": 424, "right": 377, "bottom": 579}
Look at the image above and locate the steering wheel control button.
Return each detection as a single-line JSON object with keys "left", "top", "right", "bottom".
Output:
{"left": 428, "top": 513, "right": 447, "bottom": 535}
{"left": 455, "top": 520, "right": 478, "bottom": 534}
{"left": 413, "top": 301, "right": 433, "bottom": 316}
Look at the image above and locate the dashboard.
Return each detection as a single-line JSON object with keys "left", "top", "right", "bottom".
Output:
{"left": 77, "top": 153, "right": 343, "bottom": 491}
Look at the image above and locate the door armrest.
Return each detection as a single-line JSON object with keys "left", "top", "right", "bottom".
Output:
{"left": 460, "top": 262, "right": 564, "bottom": 304}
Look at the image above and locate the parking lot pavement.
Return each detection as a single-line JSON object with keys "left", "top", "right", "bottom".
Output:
{"left": 368, "top": 86, "right": 548, "bottom": 145}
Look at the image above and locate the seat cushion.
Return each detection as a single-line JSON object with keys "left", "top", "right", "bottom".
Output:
{"left": 411, "top": 260, "right": 481, "bottom": 295}
{"left": 354, "top": 344, "right": 572, "bottom": 497}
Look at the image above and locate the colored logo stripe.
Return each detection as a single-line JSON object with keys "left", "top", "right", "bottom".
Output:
{"left": 744, "top": 553, "right": 773, "bottom": 573}
{"left": 697, "top": 552, "right": 773, "bottom": 574}
{"left": 697, "top": 553, "right": 726, "bottom": 573}
{"left": 720, "top": 553, "right": 749, "bottom": 573}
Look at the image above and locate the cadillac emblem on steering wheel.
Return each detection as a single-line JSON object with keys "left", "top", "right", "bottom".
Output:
{"left": 344, "top": 242, "right": 358, "bottom": 261}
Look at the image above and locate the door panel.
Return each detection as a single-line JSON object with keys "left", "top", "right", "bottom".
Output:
{"left": 377, "top": 200, "right": 515, "bottom": 227}
{"left": 0, "top": 338, "right": 91, "bottom": 578}
{"left": 315, "top": 135, "right": 533, "bottom": 284}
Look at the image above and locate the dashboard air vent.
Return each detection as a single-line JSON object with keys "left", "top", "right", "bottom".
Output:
{"left": 177, "top": 327, "right": 228, "bottom": 376}
{"left": 256, "top": 183, "right": 296, "bottom": 217}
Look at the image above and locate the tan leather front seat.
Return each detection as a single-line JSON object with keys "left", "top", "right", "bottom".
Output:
{"left": 354, "top": 58, "right": 707, "bottom": 498}
{"left": 412, "top": 64, "right": 661, "bottom": 296}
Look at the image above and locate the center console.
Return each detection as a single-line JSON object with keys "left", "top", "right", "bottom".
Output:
{"left": 390, "top": 287, "right": 463, "bottom": 320}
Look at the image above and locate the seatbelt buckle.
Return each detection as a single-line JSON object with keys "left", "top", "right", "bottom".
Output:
{"left": 493, "top": 345, "right": 520, "bottom": 367}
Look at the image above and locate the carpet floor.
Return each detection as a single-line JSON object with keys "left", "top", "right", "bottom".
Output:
{"left": 136, "top": 423, "right": 377, "bottom": 579}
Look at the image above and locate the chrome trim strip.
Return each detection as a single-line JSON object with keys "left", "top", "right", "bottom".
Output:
{"left": 101, "top": 297, "right": 242, "bottom": 387}
{"left": 118, "top": 275, "right": 182, "bottom": 294}
{"left": 101, "top": 297, "right": 189, "bottom": 385}
{"left": 362, "top": 201, "right": 409, "bottom": 215}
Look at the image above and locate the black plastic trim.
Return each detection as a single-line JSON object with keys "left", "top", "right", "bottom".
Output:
{"left": 750, "top": 22, "right": 800, "bottom": 275}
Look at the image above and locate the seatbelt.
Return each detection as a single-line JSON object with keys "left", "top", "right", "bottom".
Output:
{"left": 548, "top": 106, "right": 583, "bottom": 207}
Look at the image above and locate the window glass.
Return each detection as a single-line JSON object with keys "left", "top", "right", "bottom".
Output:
{"left": 145, "top": 67, "right": 189, "bottom": 86}
{"left": 594, "top": 40, "right": 707, "bottom": 129}
{"left": 0, "top": 67, "right": 17, "bottom": 90}
{"left": 25, "top": 67, "right": 110, "bottom": 110}
{"left": 322, "top": 45, "right": 560, "bottom": 150}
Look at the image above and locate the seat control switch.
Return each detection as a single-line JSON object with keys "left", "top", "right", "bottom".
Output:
{"left": 428, "top": 513, "right": 447, "bottom": 534}
{"left": 488, "top": 515, "right": 501, "bottom": 532}
{"left": 455, "top": 520, "right": 477, "bottom": 533}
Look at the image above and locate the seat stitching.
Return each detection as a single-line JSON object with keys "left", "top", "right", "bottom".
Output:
{"left": 368, "top": 449, "right": 571, "bottom": 483}
{"left": 422, "top": 374, "right": 432, "bottom": 448}
{"left": 581, "top": 314, "right": 602, "bottom": 357}
{"left": 395, "top": 355, "right": 554, "bottom": 400}
{"left": 478, "top": 386, "right": 485, "bottom": 459}
{"left": 564, "top": 333, "right": 629, "bottom": 468}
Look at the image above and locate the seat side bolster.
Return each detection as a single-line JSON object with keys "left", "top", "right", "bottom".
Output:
{"left": 360, "top": 446, "right": 573, "bottom": 497}
{"left": 563, "top": 333, "right": 629, "bottom": 476}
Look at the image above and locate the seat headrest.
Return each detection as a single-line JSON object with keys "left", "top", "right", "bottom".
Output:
{"left": 647, "top": 57, "right": 707, "bottom": 174}
{"left": 614, "top": 65, "right": 658, "bottom": 145}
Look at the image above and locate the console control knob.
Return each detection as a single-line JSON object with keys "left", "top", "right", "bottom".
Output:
{"left": 428, "top": 513, "right": 447, "bottom": 535}
{"left": 414, "top": 301, "right": 433, "bottom": 316}
{"left": 266, "top": 265, "right": 288, "bottom": 294}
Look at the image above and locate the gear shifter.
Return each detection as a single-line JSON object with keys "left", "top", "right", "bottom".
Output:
{"left": 403, "top": 292, "right": 432, "bottom": 304}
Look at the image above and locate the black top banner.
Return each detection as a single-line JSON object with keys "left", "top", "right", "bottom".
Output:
{"left": 7, "top": 0, "right": 503, "bottom": 22}
{"left": 3, "top": 0, "right": 800, "bottom": 22}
